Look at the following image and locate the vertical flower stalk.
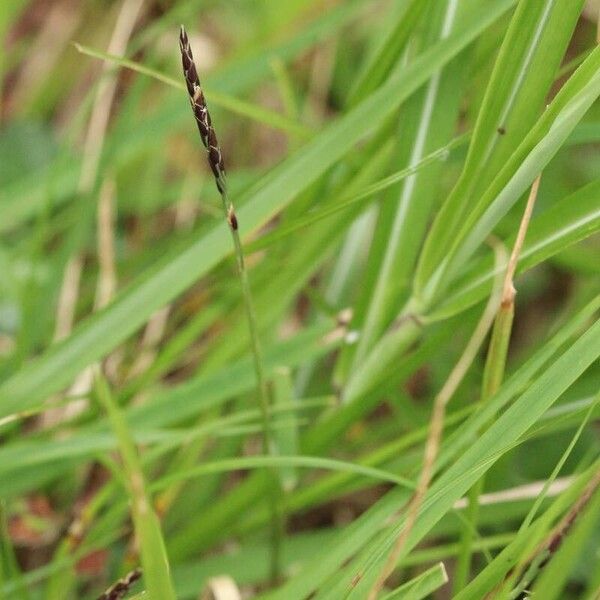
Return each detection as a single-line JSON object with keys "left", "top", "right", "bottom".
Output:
{"left": 179, "top": 26, "right": 282, "bottom": 582}
{"left": 454, "top": 175, "right": 542, "bottom": 593}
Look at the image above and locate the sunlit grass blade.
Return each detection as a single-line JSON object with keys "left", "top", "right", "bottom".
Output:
{"left": 381, "top": 562, "right": 448, "bottom": 600}
{"left": 431, "top": 178, "right": 600, "bottom": 319}
{"left": 247, "top": 133, "right": 468, "bottom": 253}
{"left": 151, "top": 455, "right": 415, "bottom": 492}
{"left": 415, "top": 0, "right": 585, "bottom": 294}
{"left": 347, "top": 0, "right": 425, "bottom": 105}
{"left": 349, "top": 0, "right": 466, "bottom": 369}
{"left": 73, "top": 42, "right": 313, "bottom": 139}
{"left": 94, "top": 372, "right": 175, "bottom": 600}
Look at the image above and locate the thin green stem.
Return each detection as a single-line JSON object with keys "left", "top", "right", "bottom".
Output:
{"left": 219, "top": 180, "right": 284, "bottom": 583}
{"left": 222, "top": 187, "right": 272, "bottom": 446}
{"left": 179, "top": 25, "right": 284, "bottom": 582}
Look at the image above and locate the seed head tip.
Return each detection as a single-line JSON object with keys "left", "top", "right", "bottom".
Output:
{"left": 179, "top": 25, "right": 227, "bottom": 192}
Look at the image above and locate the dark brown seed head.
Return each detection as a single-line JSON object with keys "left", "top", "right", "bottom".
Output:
{"left": 179, "top": 25, "right": 226, "bottom": 191}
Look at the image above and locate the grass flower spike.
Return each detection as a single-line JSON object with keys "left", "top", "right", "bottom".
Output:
{"left": 179, "top": 26, "right": 226, "bottom": 193}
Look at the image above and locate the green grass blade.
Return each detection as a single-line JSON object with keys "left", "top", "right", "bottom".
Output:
{"left": 266, "top": 306, "right": 600, "bottom": 599}
{"left": 441, "top": 50, "right": 600, "bottom": 288}
{"left": 431, "top": 178, "right": 600, "bottom": 319}
{"left": 0, "top": 502, "right": 30, "bottom": 600}
{"left": 94, "top": 373, "right": 175, "bottom": 600}
{"left": 72, "top": 42, "right": 313, "bottom": 139}
{"left": 381, "top": 562, "right": 448, "bottom": 600}
{"left": 530, "top": 482, "right": 600, "bottom": 599}
{"left": 350, "top": 0, "right": 465, "bottom": 365}
{"left": 454, "top": 463, "right": 600, "bottom": 599}
{"left": 520, "top": 393, "right": 600, "bottom": 533}
{"left": 247, "top": 133, "right": 468, "bottom": 253}
{"left": 151, "top": 455, "right": 415, "bottom": 492}
{"left": 272, "top": 367, "right": 299, "bottom": 492}
{"left": 345, "top": 317, "right": 600, "bottom": 597}
{"left": 348, "top": 0, "right": 426, "bottom": 105}
{"left": 415, "top": 0, "right": 585, "bottom": 297}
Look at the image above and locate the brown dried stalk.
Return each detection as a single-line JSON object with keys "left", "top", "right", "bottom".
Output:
{"left": 368, "top": 176, "right": 542, "bottom": 597}
{"left": 366, "top": 241, "right": 506, "bottom": 599}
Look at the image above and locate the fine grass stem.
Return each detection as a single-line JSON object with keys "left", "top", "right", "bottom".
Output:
{"left": 179, "top": 25, "right": 283, "bottom": 583}
{"left": 453, "top": 175, "right": 541, "bottom": 592}
{"left": 72, "top": 41, "right": 312, "bottom": 138}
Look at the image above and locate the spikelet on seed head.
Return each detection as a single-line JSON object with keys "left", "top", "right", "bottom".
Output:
{"left": 179, "top": 25, "right": 226, "bottom": 192}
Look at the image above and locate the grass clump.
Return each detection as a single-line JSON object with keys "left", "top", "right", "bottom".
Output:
{"left": 0, "top": 1, "right": 599, "bottom": 598}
